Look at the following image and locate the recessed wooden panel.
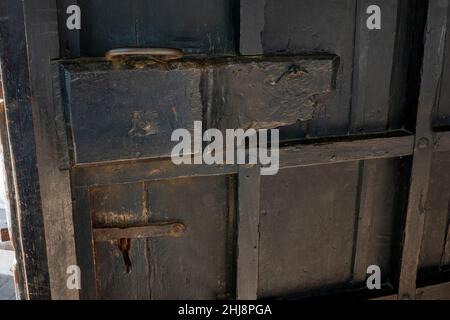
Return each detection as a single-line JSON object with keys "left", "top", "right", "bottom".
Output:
{"left": 76, "top": 0, "right": 238, "bottom": 57}
{"left": 260, "top": 0, "right": 356, "bottom": 137}
{"left": 89, "top": 176, "right": 234, "bottom": 300}
{"left": 258, "top": 162, "right": 359, "bottom": 298}
{"left": 145, "top": 176, "right": 234, "bottom": 299}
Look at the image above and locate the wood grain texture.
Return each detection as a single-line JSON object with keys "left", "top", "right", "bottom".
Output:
{"left": 435, "top": 131, "right": 450, "bottom": 152}
{"left": 352, "top": 159, "right": 406, "bottom": 286}
{"left": 209, "top": 57, "right": 336, "bottom": 130}
{"left": 93, "top": 223, "right": 186, "bottom": 242}
{"left": 22, "top": 0, "right": 78, "bottom": 299}
{"left": 351, "top": 0, "right": 399, "bottom": 133}
{"left": 70, "top": 134, "right": 414, "bottom": 189}
{"left": 0, "top": 0, "right": 50, "bottom": 299}
{"left": 279, "top": 135, "right": 414, "bottom": 169}
{"left": 258, "top": 162, "right": 359, "bottom": 298}
{"left": 261, "top": 0, "right": 356, "bottom": 137}
{"left": 434, "top": 4, "right": 450, "bottom": 128}
{"left": 240, "top": 0, "right": 265, "bottom": 55}
{"left": 419, "top": 152, "right": 450, "bottom": 270}
{"left": 67, "top": 0, "right": 238, "bottom": 57}
{"left": 352, "top": 161, "right": 378, "bottom": 283}
{"left": 60, "top": 55, "right": 335, "bottom": 164}
{"left": 62, "top": 65, "right": 203, "bottom": 163}
{"left": 236, "top": 165, "right": 261, "bottom": 300}
{"left": 89, "top": 176, "right": 234, "bottom": 299}
{"left": 416, "top": 282, "right": 450, "bottom": 300}
{"left": 399, "top": 0, "right": 448, "bottom": 300}
{"left": 56, "top": 0, "right": 80, "bottom": 58}
{"left": 73, "top": 187, "right": 97, "bottom": 300}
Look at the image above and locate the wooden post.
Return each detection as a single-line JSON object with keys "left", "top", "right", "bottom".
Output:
{"left": 398, "top": 0, "right": 448, "bottom": 300}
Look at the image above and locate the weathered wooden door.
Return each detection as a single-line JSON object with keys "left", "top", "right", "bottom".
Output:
{"left": 43, "top": 0, "right": 450, "bottom": 300}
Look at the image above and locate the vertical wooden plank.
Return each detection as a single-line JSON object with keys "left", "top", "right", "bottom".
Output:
{"left": 237, "top": 165, "right": 260, "bottom": 300}
{"left": 227, "top": 176, "right": 238, "bottom": 298}
{"left": 442, "top": 218, "right": 450, "bottom": 266}
{"left": 240, "top": 0, "right": 265, "bottom": 55}
{"left": 351, "top": 0, "right": 399, "bottom": 133}
{"left": 22, "top": 0, "right": 78, "bottom": 299}
{"left": 352, "top": 160, "right": 377, "bottom": 283}
{"left": 73, "top": 187, "right": 97, "bottom": 300}
{"left": 138, "top": 0, "right": 237, "bottom": 56}
{"left": 56, "top": 0, "right": 80, "bottom": 57}
{"left": 398, "top": 0, "right": 448, "bottom": 300}
{"left": 0, "top": 82, "right": 26, "bottom": 299}
{"left": 0, "top": 0, "right": 50, "bottom": 299}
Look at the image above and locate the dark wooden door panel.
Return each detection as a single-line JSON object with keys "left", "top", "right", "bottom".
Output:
{"left": 258, "top": 0, "right": 356, "bottom": 137}
{"left": 59, "top": 55, "right": 336, "bottom": 164}
{"left": 89, "top": 176, "right": 235, "bottom": 300}
{"left": 434, "top": 9, "right": 450, "bottom": 128}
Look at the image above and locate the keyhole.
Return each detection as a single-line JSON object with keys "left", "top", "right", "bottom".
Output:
{"left": 118, "top": 238, "right": 132, "bottom": 274}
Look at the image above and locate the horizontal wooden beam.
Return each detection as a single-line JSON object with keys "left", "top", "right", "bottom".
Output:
{"left": 279, "top": 135, "right": 415, "bottom": 169}
{"left": 73, "top": 160, "right": 237, "bottom": 187}
{"left": 373, "top": 281, "right": 450, "bottom": 300}
{"left": 1, "top": 228, "right": 10, "bottom": 242}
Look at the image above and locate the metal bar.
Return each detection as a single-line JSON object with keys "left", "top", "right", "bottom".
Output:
{"left": 93, "top": 222, "right": 186, "bottom": 242}
{"left": 398, "top": 0, "right": 448, "bottom": 300}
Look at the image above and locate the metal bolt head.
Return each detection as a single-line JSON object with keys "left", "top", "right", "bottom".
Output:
{"left": 172, "top": 223, "right": 186, "bottom": 236}
{"left": 417, "top": 137, "right": 429, "bottom": 150}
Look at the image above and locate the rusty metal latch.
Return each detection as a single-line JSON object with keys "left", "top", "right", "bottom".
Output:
{"left": 105, "top": 48, "right": 184, "bottom": 62}
{"left": 93, "top": 222, "right": 186, "bottom": 274}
